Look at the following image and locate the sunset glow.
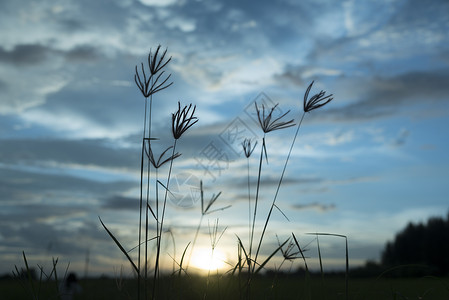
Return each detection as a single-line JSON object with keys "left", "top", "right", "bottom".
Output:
{"left": 189, "top": 248, "right": 228, "bottom": 273}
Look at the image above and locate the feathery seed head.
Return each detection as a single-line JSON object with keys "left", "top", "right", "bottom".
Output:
{"left": 242, "top": 138, "right": 257, "bottom": 158}
{"left": 134, "top": 45, "right": 173, "bottom": 98}
{"left": 255, "top": 102, "right": 295, "bottom": 133}
{"left": 172, "top": 102, "right": 198, "bottom": 139}
{"left": 303, "top": 81, "right": 333, "bottom": 112}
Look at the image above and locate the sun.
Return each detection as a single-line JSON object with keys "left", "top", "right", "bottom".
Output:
{"left": 189, "top": 247, "right": 228, "bottom": 272}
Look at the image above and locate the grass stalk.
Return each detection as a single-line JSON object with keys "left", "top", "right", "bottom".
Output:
{"left": 249, "top": 135, "right": 266, "bottom": 262}
{"left": 137, "top": 97, "right": 148, "bottom": 300}
{"left": 307, "top": 232, "right": 349, "bottom": 300}
{"left": 188, "top": 181, "right": 227, "bottom": 270}
{"left": 253, "top": 112, "right": 305, "bottom": 266}
{"left": 246, "top": 157, "right": 251, "bottom": 248}
{"left": 144, "top": 95, "right": 153, "bottom": 299}
{"left": 292, "top": 233, "right": 312, "bottom": 300}
{"left": 153, "top": 139, "right": 177, "bottom": 298}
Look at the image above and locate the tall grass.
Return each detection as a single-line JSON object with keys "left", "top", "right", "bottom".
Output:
{"left": 98, "top": 46, "right": 336, "bottom": 299}
{"left": 12, "top": 251, "right": 70, "bottom": 300}
{"left": 100, "top": 46, "right": 199, "bottom": 299}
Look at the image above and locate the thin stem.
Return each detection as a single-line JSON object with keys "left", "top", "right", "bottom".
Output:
{"left": 144, "top": 96, "right": 153, "bottom": 299}
{"left": 187, "top": 213, "right": 204, "bottom": 270}
{"left": 246, "top": 158, "right": 251, "bottom": 249}
{"left": 137, "top": 98, "right": 149, "bottom": 300}
{"left": 254, "top": 112, "right": 306, "bottom": 265}
{"left": 247, "top": 135, "right": 265, "bottom": 298}
{"left": 249, "top": 135, "right": 265, "bottom": 262}
{"left": 153, "top": 139, "right": 177, "bottom": 299}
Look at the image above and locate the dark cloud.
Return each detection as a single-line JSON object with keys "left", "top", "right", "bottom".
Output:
{"left": 274, "top": 65, "right": 306, "bottom": 88}
{"left": 0, "top": 167, "right": 136, "bottom": 204}
{"left": 387, "top": 0, "right": 449, "bottom": 30}
{"left": 0, "top": 203, "right": 84, "bottom": 225}
{"left": 101, "top": 195, "right": 139, "bottom": 210}
{"left": 64, "top": 45, "right": 101, "bottom": 62}
{"left": 0, "top": 215, "right": 110, "bottom": 257}
{"left": 0, "top": 43, "right": 103, "bottom": 67}
{"left": 326, "top": 69, "right": 449, "bottom": 122}
{"left": 56, "top": 18, "right": 85, "bottom": 32}
{"left": 291, "top": 202, "right": 336, "bottom": 212}
{"left": 0, "top": 78, "right": 7, "bottom": 91}
{"left": 0, "top": 44, "right": 53, "bottom": 66}
{"left": 0, "top": 138, "right": 139, "bottom": 169}
{"left": 225, "top": 175, "right": 323, "bottom": 191}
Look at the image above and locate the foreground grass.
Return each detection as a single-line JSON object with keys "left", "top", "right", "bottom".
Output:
{"left": 2, "top": 275, "right": 449, "bottom": 300}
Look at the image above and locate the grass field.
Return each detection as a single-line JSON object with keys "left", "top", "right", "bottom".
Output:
{"left": 2, "top": 275, "right": 449, "bottom": 300}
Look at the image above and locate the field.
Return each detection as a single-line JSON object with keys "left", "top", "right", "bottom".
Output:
{"left": 2, "top": 274, "right": 449, "bottom": 300}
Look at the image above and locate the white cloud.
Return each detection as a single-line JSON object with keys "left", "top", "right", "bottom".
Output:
{"left": 138, "top": 0, "right": 178, "bottom": 7}
{"left": 21, "top": 109, "right": 137, "bottom": 139}
{"left": 325, "top": 130, "right": 355, "bottom": 146}
{"left": 0, "top": 67, "right": 69, "bottom": 114}
{"left": 166, "top": 17, "right": 196, "bottom": 32}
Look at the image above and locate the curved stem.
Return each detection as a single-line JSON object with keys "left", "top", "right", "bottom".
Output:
{"left": 254, "top": 112, "right": 306, "bottom": 264}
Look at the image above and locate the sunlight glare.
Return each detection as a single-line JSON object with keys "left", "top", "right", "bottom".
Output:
{"left": 190, "top": 248, "right": 227, "bottom": 272}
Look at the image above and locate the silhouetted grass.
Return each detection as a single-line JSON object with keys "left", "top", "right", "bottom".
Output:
{"left": 11, "top": 45, "right": 372, "bottom": 300}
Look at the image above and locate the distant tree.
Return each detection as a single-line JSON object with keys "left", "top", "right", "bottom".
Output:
{"left": 381, "top": 211, "right": 449, "bottom": 276}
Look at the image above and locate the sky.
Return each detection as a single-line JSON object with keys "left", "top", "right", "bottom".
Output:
{"left": 1, "top": 0, "right": 448, "bottom": 277}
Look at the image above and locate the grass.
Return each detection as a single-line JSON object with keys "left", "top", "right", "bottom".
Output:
{"left": 3, "top": 275, "right": 449, "bottom": 300}
{"left": 13, "top": 45, "right": 443, "bottom": 299}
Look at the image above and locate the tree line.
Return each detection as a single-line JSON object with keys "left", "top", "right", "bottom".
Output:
{"left": 352, "top": 211, "right": 449, "bottom": 277}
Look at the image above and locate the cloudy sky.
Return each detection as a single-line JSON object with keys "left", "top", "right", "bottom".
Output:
{"left": 1, "top": 0, "right": 448, "bottom": 277}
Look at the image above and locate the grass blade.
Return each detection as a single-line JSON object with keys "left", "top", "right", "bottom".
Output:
{"left": 306, "top": 232, "right": 349, "bottom": 300}
{"left": 255, "top": 237, "right": 289, "bottom": 274}
{"left": 99, "top": 217, "right": 139, "bottom": 275}
{"left": 178, "top": 242, "right": 191, "bottom": 277}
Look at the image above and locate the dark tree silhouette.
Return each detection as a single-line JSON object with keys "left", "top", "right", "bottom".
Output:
{"left": 381, "top": 211, "right": 449, "bottom": 276}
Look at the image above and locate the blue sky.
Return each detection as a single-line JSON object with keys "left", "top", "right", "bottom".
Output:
{"left": 0, "top": 0, "right": 448, "bottom": 276}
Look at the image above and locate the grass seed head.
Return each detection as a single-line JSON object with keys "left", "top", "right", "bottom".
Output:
{"left": 134, "top": 45, "right": 173, "bottom": 98}
{"left": 303, "top": 81, "right": 333, "bottom": 112}
{"left": 255, "top": 102, "right": 295, "bottom": 133}
{"left": 172, "top": 102, "right": 199, "bottom": 139}
{"left": 242, "top": 138, "right": 257, "bottom": 158}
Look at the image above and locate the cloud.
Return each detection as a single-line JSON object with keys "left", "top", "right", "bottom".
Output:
{"left": 274, "top": 64, "right": 344, "bottom": 89}
{"left": 0, "top": 78, "right": 7, "bottom": 91}
{"left": 0, "top": 43, "right": 66, "bottom": 114}
{"left": 0, "top": 166, "right": 136, "bottom": 207}
{"left": 325, "top": 69, "right": 449, "bottom": 122}
{"left": 0, "top": 44, "right": 53, "bottom": 66}
{"left": 101, "top": 195, "right": 139, "bottom": 211}
{"left": 0, "top": 139, "right": 139, "bottom": 169}
{"left": 138, "top": 0, "right": 177, "bottom": 7}
{"left": 291, "top": 202, "right": 336, "bottom": 212}
{"left": 64, "top": 45, "right": 101, "bottom": 62}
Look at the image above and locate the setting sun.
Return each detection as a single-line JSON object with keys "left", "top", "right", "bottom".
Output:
{"left": 189, "top": 248, "right": 228, "bottom": 272}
